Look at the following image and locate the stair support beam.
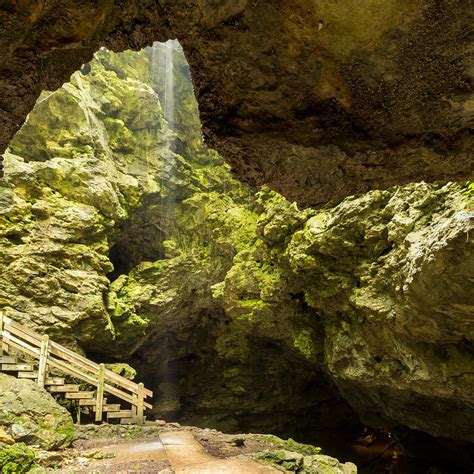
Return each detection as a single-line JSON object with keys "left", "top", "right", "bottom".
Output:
{"left": 37, "top": 334, "right": 49, "bottom": 387}
{"left": 95, "top": 363, "right": 105, "bottom": 422}
{"left": 0, "top": 312, "right": 10, "bottom": 354}
{"left": 137, "top": 382, "right": 145, "bottom": 425}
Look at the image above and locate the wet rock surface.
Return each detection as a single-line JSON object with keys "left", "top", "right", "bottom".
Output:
{"left": 0, "top": 1, "right": 472, "bottom": 205}
{"left": 0, "top": 44, "right": 473, "bottom": 470}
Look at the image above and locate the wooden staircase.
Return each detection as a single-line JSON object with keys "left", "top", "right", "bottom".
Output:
{"left": 0, "top": 314, "right": 153, "bottom": 425}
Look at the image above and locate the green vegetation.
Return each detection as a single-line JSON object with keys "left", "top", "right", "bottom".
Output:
{"left": 0, "top": 443, "right": 36, "bottom": 473}
{"left": 256, "top": 434, "right": 322, "bottom": 456}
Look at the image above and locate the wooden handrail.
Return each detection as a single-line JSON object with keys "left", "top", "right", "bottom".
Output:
{"left": 0, "top": 314, "right": 153, "bottom": 417}
{"left": 48, "top": 339, "right": 152, "bottom": 397}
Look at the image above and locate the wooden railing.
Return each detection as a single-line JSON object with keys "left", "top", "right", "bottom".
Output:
{"left": 0, "top": 314, "right": 152, "bottom": 424}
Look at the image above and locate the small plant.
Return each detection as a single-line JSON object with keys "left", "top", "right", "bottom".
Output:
{"left": 0, "top": 443, "right": 36, "bottom": 473}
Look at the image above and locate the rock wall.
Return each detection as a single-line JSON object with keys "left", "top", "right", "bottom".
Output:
{"left": 1, "top": 44, "right": 473, "bottom": 467}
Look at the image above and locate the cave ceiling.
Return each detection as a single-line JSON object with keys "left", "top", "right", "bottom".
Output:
{"left": 0, "top": 0, "right": 472, "bottom": 207}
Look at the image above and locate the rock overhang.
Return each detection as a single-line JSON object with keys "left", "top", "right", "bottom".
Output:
{"left": 0, "top": 0, "right": 472, "bottom": 205}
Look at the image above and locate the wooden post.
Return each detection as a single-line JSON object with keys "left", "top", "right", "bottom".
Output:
{"left": 0, "top": 312, "right": 9, "bottom": 354}
{"left": 137, "top": 383, "right": 145, "bottom": 425}
{"left": 37, "top": 335, "right": 49, "bottom": 387}
{"left": 95, "top": 363, "right": 105, "bottom": 422}
{"left": 0, "top": 312, "right": 3, "bottom": 353}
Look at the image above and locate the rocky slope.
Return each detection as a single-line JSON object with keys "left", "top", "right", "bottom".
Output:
{"left": 0, "top": 44, "right": 473, "bottom": 469}
{"left": 1, "top": 1, "right": 472, "bottom": 205}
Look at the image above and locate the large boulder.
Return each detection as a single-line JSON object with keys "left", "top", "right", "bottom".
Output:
{"left": 0, "top": 374, "right": 74, "bottom": 450}
{"left": 286, "top": 182, "right": 474, "bottom": 458}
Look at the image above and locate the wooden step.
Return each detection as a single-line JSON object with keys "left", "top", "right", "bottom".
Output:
{"left": 107, "top": 410, "right": 133, "bottom": 419}
{"left": 17, "top": 371, "right": 38, "bottom": 379}
{"left": 79, "top": 398, "right": 109, "bottom": 406}
{"left": 79, "top": 399, "right": 98, "bottom": 406}
{"left": 45, "top": 377, "right": 65, "bottom": 386}
{"left": 0, "top": 356, "right": 17, "bottom": 364}
{"left": 65, "top": 391, "right": 95, "bottom": 399}
{"left": 120, "top": 416, "right": 147, "bottom": 425}
{"left": 2, "top": 363, "right": 34, "bottom": 371}
{"left": 93, "top": 404, "right": 121, "bottom": 413}
{"left": 48, "top": 384, "right": 80, "bottom": 393}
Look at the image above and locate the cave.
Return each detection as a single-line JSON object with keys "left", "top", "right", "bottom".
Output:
{"left": 0, "top": 3, "right": 473, "bottom": 474}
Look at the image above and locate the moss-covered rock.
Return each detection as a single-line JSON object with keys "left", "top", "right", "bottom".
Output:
{"left": 286, "top": 182, "right": 474, "bottom": 444}
{"left": 0, "top": 374, "right": 74, "bottom": 450}
{"left": 255, "top": 449, "right": 357, "bottom": 473}
{"left": 105, "top": 363, "right": 137, "bottom": 381}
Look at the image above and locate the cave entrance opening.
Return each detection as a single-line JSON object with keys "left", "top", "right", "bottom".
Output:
{"left": 104, "top": 39, "right": 201, "bottom": 282}
{"left": 82, "top": 41, "right": 364, "bottom": 457}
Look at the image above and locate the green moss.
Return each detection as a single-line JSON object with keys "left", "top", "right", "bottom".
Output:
{"left": 105, "top": 363, "right": 137, "bottom": 380}
{"left": 0, "top": 443, "right": 36, "bottom": 473}
{"left": 223, "top": 368, "right": 240, "bottom": 378}
{"left": 463, "top": 181, "right": 474, "bottom": 199}
{"left": 230, "top": 385, "right": 247, "bottom": 395}
{"left": 255, "top": 434, "right": 322, "bottom": 456}
{"left": 54, "top": 419, "right": 75, "bottom": 441}
{"left": 293, "top": 329, "right": 315, "bottom": 359}
{"left": 255, "top": 450, "right": 303, "bottom": 471}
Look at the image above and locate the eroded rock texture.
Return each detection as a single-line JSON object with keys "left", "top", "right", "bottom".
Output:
{"left": 1, "top": 45, "right": 473, "bottom": 467}
{"left": 0, "top": 373, "right": 74, "bottom": 450}
{"left": 1, "top": 1, "right": 472, "bottom": 205}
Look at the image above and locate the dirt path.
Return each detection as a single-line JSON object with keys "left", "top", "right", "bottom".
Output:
{"left": 161, "top": 431, "right": 278, "bottom": 473}
{"left": 64, "top": 429, "right": 278, "bottom": 473}
{"left": 64, "top": 438, "right": 170, "bottom": 473}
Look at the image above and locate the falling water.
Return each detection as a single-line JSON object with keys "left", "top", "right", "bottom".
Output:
{"left": 151, "top": 39, "right": 181, "bottom": 229}
{"left": 161, "top": 40, "right": 177, "bottom": 127}
{"left": 153, "top": 40, "right": 181, "bottom": 409}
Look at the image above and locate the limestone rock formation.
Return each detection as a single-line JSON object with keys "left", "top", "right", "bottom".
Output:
{"left": 0, "top": 44, "right": 186, "bottom": 348}
{"left": 0, "top": 1, "right": 472, "bottom": 205}
{"left": 0, "top": 373, "right": 74, "bottom": 450}
{"left": 255, "top": 449, "right": 357, "bottom": 474}
{"left": 285, "top": 182, "right": 474, "bottom": 464}
{"left": 0, "top": 44, "right": 473, "bottom": 469}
